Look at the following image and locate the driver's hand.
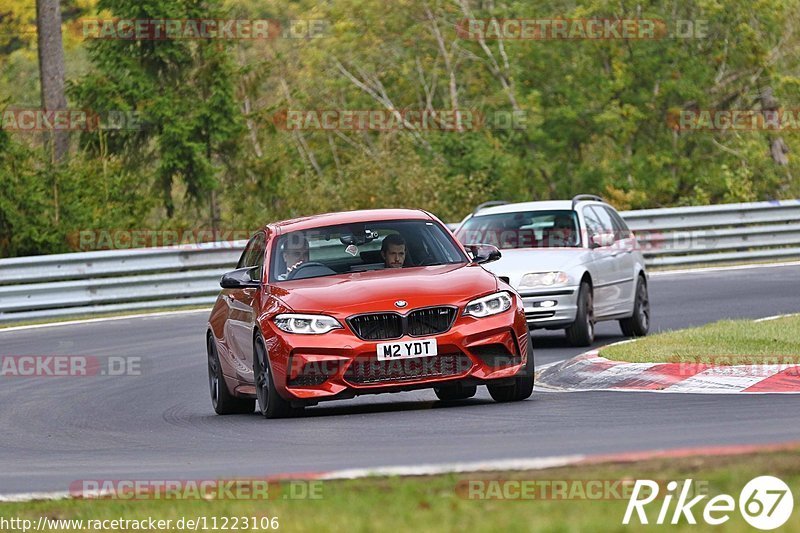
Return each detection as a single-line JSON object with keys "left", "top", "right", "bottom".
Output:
{"left": 287, "top": 260, "right": 304, "bottom": 273}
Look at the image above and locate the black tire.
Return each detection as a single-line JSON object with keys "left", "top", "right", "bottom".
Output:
{"left": 434, "top": 383, "right": 477, "bottom": 401}
{"left": 254, "top": 333, "right": 303, "bottom": 419}
{"left": 619, "top": 276, "right": 650, "bottom": 337}
{"left": 207, "top": 335, "right": 255, "bottom": 415}
{"left": 566, "top": 281, "right": 594, "bottom": 347}
{"left": 487, "top": 335, "right": 535, "bottom": 402}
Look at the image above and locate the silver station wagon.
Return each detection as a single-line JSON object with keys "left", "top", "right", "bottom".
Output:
{"left": 455, "top": 195, "right": 650, "bottom": 346}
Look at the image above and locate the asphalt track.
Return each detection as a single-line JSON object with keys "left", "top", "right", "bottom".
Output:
{"left": 1, "top": 264, "right": 799, "bottom": 494}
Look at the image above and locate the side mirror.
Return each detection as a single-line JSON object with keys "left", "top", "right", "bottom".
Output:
{"left": 590, "top": 232, "right": 615, "bottom": 249}
{"left": 220, "top": 266, "right": 261, "bottom": 289}
{"left": 464, "top": 243, "right": 502, "bottom": 264}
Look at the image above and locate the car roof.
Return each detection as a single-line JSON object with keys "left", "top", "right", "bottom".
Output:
{"left": 471, "top": 200, "right": 609, "bottom": 217}
{"left": 267, "top": 208, "right": 433, "bottom": 233}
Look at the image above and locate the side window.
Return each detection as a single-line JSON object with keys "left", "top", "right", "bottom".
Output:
{"left": 237, "top": 233, "right": 266, "bottom": 276}
{"left": 604, "top": 207, "right": 631, "bottom": 240}
{"left": 236, "top": 238, "right": 256, "bottom": 269}
{"left": 589, "top": 206, "right": 615, "bottom": 236}
{"left": 582, "top": 207, "right": 604, "bottom": 238}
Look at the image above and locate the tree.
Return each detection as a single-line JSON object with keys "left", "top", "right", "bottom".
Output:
{"left": 71, "top": 0, "right": 244, "bottom": 223}
{"left": 35, "top": 0, "right": 68, "bottom": 164}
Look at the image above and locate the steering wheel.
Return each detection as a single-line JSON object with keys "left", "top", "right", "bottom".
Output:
{"left": 414, "top": 252, "right": 439, "bottom": 266}
{"left": 286, "top": 261, "right": 335, "bottom": 280}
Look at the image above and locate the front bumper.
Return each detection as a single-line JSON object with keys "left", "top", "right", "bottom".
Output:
{"left": 263, "top": 308, "right": 530, "bottom": 402}
{"left": 519, "top": 286, "right": 579, "bottom": 329}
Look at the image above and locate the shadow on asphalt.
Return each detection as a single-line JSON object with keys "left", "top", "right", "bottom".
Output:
{"left": 202, "top": 396, "right": 516, "bottom": 421}
{"left": 530, "top": 331, "right": 629, "bottom": 350}
{"left": 301, "top": 397, "right": 498, "bottom": 418}
{"left": 189, "top": 397, "right": 504, "bottom": 423}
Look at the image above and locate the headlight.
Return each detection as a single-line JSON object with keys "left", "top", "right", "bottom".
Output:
{"left": 519, "top": 271, "right": 569, "bottom": 288}
{"left": 274, "top": 314, "right": 342, "bottom": 334}
{"left": 464, "top": 291, "right": 513, "bottom": 318}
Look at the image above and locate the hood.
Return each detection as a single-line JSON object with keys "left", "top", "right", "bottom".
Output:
{"left": 483, "top": 248, "right": 591, "bottom": 286}
{"left": 271, "top": 263, "right": 497, "bottom": 315}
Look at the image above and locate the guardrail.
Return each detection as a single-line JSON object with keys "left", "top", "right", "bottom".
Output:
{"left": 620, "top": 199, "right": 800, "bottom": 267}
{"left": 0, "top": 243, "right": 246, "bottom": 323}
{"left": 1, "top": 199, "right": 799, "bottom": 324}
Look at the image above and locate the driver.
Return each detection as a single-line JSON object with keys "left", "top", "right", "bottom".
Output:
{"left": 549, "top": 215, "right": 575, "bottom": 247}
{"left": 381, "top": 233, "right": 406, "bottom": 269}
{"left": 278, "top": 235, "right": 310, "bottom": 280}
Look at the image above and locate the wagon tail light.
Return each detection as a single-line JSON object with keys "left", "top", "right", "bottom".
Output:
{"left": 274, "top": 314, "right": 342, "bottom": 334}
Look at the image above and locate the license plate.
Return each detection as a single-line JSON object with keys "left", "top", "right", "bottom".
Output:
{"left": 376, "top": 339, "right": 438, "bottom": 361}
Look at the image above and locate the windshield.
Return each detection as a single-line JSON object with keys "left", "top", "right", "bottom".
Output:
{"left": 456, "top": 210, "right": 581, "bottom": 249}
{"left": 270, "top": 219, "right": 468, "bottom": 282}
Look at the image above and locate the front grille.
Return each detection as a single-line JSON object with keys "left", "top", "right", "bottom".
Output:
{"left": 348, "top": 313, "right": 403, "bottom": 340}
{"left": 344, "top": 352, "right": 472, "bottom": 384}
{"left": 287, "top": 373, "right": 329, "bottom": 387}
{"left": 407, "top": 307, "right": 457, "bottom": 336}
{"left": 286, "top": 360, "right": 340, "bottom": 387}
{"left": 348, "top": 306, "right": 457, "bottom": 341}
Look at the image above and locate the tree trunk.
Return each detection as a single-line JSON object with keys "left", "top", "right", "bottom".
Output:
{"left": 207, "top": 135, "right": 220, "bottom": 240}
{"left": 759, "top": 87, "right": 789, "bottom": 166}
{"left": 36, "top": 0, "right": 69, "bottom": 165}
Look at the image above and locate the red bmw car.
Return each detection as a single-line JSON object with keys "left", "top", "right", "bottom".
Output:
{"left": 206, "top": 209, "right": 533, "bottom": 418}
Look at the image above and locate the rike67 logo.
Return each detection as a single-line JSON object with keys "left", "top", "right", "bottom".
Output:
{"left": 623, "top": 476, "right": 794, "bottom": 530}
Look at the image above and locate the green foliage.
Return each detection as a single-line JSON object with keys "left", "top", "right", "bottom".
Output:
{"left": 0, "top": 141, "right": 56, "bottom": 257}
{"left": 70, "top": 0, "right": 244, "bottom": 216}
{"left": 0, "top": 137, "right": 154, "bottom": 257}
{"left": 2, "top": 0, "right": 800, "bottom": 256}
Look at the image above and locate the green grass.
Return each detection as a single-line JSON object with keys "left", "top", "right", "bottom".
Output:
{"left": 2, "top": 450, "right": 799, "bottom": 532}
{"left": 601, "top": 315, "right": 800, "bottom": 363}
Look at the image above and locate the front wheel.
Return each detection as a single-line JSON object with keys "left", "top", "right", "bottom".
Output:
{"left": 207, "top": 336, "right": 254, "bottom": 415}
{"left": 254, "top": 333, "right": 303, "bottom": 419}
{"left": 619, "top": 276, "right": 650, "bottom": 337}
{"left": 487, "top": 336, "right": 534, "bottom": 402}
{"left": 565, "top": 281, "right": 594, "bottom": 347}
